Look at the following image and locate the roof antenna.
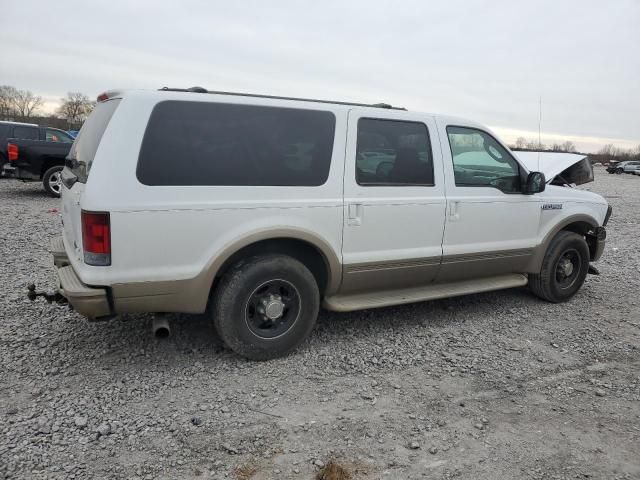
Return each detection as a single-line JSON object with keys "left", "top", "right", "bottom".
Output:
{"left": 537, "top": 96, "right": 542, "bottom": 172}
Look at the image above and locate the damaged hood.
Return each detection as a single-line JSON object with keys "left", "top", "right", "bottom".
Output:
{"left": 515, "top": 151, "right": 594, "bottom": 186}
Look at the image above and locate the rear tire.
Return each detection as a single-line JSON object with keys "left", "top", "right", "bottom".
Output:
{"left": 529, "top": 231, "right": 590, "bottom": 303}
{"left": 615, "top": 168, "right": 624, "bottom": 174}
{"left": 212, "top": 254, "right": 320, "bottom": 360}
{"left": 43, "top": 166, "right": 64, "bottom": 197}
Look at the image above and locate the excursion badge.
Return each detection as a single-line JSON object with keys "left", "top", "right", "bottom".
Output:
{"left": 542, "top": 203, "right": 563, "bottom": 210}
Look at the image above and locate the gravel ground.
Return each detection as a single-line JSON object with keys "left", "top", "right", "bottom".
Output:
{"left": 1, "top": 169, "right": 639, "bottom": 480}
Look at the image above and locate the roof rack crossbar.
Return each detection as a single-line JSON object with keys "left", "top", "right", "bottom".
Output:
{"left": 158, "top": 87, "right": 406, "bottom": 111}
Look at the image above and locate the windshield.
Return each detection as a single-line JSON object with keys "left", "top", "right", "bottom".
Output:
{"left": 67, "top": 99, "right": 120, "bottom": 182}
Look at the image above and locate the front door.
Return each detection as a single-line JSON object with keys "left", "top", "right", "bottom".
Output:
{"left": 436, "top": 123, "right": 542, "bottom": 282}
{"left": 340, "top": 109, "right": 447, "bottom": 294}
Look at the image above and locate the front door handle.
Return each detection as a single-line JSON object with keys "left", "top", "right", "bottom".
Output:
{"left": 348, "top": 203, "right": 363, "bottom": 226}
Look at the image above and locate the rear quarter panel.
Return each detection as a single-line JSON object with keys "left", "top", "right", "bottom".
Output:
{"left": 75, "top": 93, "right": 347, "bottom": 294}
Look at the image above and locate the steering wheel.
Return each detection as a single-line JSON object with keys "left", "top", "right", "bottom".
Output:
{"left": 376, "top": 161, "right": 393, "bottom": 179}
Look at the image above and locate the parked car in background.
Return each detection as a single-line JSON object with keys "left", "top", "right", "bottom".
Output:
{"left": 42, "top": 87, "right": 611, "bottom": 360}
{"left": 622, "top": 161, "right": 640, "bottom": 174}
{"left": 1, "top": 122, "right": 74, "bottom": 196}
{"left": 606, "top": 161, "right": 631, "bottom": 174}
{"left": 1, "top": 121, "right": 38, "bottom": 177}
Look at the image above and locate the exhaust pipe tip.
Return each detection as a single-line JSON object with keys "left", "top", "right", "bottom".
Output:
{"left": 152, "top": 316, "right": 171, "bottom": 339}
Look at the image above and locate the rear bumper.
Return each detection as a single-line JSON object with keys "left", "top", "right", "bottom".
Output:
{"left": 1, "top": 163, "right": 38, "bottom": 180}
{"left": 49, "top": 236, "right": 207, "bottom": 318}
{"left": 51, "top": 237, "right": 112, "bottom": 318}
{"left": 1, "top": 163, "right": 16, "bottom": 176}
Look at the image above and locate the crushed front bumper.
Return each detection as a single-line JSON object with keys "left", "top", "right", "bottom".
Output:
{"left": 50, "top": 237, "right": 112, "bottom": 318}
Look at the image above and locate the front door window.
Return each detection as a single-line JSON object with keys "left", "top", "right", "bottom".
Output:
{"left": 446, "top": 126, "right": 521, "bottom": 193}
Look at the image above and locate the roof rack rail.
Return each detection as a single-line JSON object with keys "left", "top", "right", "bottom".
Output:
{"left": 158, "top": 86, "right": 406, "bottom": 110}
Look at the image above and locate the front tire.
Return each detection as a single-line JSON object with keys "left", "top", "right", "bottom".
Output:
{"left": 529, "top": 231, "right": 590, "bottom": 303}
{"left": 43, "top": 166, "right": 64, "bottom": 197}
{"left": 212, "top": 255, "right": 320, "bottom": 360}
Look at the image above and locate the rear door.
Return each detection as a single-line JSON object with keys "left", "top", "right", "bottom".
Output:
{"left": 340, "top": 109, "right": 446, "bottom": 294}
{"left": 61, "top": 99, "right": 121, "bottom": 261}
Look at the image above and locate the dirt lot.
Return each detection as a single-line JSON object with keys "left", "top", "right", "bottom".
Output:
{"left": 1, "top": 168, "right": 639, "bottom": 480}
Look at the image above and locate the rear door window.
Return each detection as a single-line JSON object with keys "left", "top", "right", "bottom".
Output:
{"left": 137, "top": 101, "right": 336, "bottom": 186}
{"left": 12, "top": 126, "right": 39, "bottom": 140}
{"left": 356, "top": 118, "right": 434, "bottom": 186}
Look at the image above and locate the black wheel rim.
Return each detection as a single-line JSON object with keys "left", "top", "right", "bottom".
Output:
{"left": 555, "top": 248, "right": 582, "bottom": 290}
{"left": 244, "top": 279, "right": 301, "bottom": 339}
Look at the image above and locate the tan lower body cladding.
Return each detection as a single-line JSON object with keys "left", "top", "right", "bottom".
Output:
{"left": 340, "top": 248, "right": 534, "bottom": 294}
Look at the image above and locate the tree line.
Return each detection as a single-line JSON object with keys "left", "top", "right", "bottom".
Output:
{"left": 0, "top": 85, "right": 95, "bottom": 130}
{"left": 1, "top": 84, "right": 638, "bottom": 161}
{"left": 508, "top": 136, "right": 640, "bottom": 163}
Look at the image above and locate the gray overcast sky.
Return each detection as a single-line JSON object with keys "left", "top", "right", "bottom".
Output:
{"left": 2, "top": 0, "right": 638, "bottom": 152}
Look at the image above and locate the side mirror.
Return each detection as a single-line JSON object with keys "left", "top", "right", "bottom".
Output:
{"left": 525, "top": 171, "right": 546, "bottom": 194}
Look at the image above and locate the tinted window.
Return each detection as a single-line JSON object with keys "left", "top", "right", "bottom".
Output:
{"left": 137, "top": 101, "right": 336, "bottom": 186}
{"left": 447, "top": 126, "right": 521, "bottom": 193}
{"left": 46, "top": 128, "right": 73, "bottom": 143}
{"left": 12, "top": 126, "right": 39, "bottom": 140}
{"left": 68, "top": 99, "right": 121, "bottom": 182}
{"left": 356, "top": 118, "right": 433, "bottom": 186}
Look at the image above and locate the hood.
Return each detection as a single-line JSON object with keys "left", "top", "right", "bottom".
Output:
{"left": 515, "top": 151, "right": 594, "bottom": 186}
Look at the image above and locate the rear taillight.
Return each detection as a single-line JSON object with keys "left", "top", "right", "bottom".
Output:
{"left": 7, "top": 143, "right": 18, "bottom": 161}
{"left": 81, "top": 211, "right": 111, "bottom": 266}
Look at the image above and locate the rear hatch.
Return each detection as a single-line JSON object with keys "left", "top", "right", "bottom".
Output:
{"left": 61, "top": 98, "right": 121, "bottom": 261}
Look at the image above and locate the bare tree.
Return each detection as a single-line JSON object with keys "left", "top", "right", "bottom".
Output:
{"left": 560, "top": 141, "right": 576, "bottom": 153}
{"left": 526, "top": 140, "right": 546, "bottom": 150}
{"left": 57, "top": 92, "right": 95, "bottom": 128}
{"left": 11, "top": 89, "right": 43, "bottom": 119}
{"left": 0, "top": 85, "right": 19, "bottom": 120}
{"left": 598, "top": 144, "right": 616, "bottom": 157}
{"left": 515, "top": 136, "right": 528, "bottom": 149}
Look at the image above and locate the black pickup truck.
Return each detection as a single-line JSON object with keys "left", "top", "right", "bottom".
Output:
{"left": 0, "top": 121, "right": 74, "bottom": 197}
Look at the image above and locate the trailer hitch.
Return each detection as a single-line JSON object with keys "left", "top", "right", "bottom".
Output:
{"left": 27, "top": 284, "right": 68, "bottom": 305}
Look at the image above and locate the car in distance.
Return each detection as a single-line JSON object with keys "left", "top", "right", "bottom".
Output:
{"left": 622, "top": 161, "right": 640, "bottom": 174}
{"left": 0, "top": 121, "right": 38, "bottom": 177}
{"left": 606, "top": 161, "right": 633, "bottom": 174}
{"left": 1, "top": 121, "right": 74, "bottom": 195}
{"left": 47, "top": 87, "right": 611, "bottom": 360}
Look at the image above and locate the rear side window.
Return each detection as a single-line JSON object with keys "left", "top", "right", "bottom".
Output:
{"left": 12, "top": 126, "right": 39, "bottom": 140}
{"left": 46, "top": 128, "right": 73, "bottom": 143}
{"left": 68, "top": 99, "right": 120, "bottom": 182}
{"left": 356, "top": 118, "right": 434, "bottom": 186}
{"left": 137, "top": 101, "right": 336, "bottom": 186}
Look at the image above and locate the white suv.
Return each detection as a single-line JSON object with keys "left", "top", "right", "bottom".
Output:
{"left": 50, "top": 87, "right": 611, "bottom": 359}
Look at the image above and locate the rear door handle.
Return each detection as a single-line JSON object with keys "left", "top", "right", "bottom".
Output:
{"left": 348, "top": 203, "right": 363, "bottom": 226}
{"left": 449, "top": 201, "right": 460, "bottom": 221}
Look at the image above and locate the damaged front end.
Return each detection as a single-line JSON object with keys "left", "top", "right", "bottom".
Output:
{"left": 549, "top": 157, "right": 594, "bottom": 186}
{"left": 515, "top": 152, "right": 595, "bottom": 187}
